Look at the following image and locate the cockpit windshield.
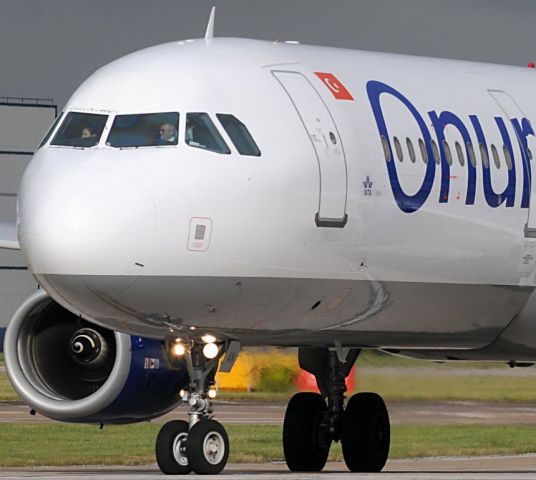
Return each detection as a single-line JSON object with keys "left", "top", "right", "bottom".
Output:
{"left": 216, "top": 114, "right": 261, "bottom": 156}
{"left": 51, "top": 112, "right": 108, "bottom": 148}
{"left": 185, "top": 113, "right": 230, "bottom": 154}
{"left": 106, "top": 112, "right": 179, "bottom": 148}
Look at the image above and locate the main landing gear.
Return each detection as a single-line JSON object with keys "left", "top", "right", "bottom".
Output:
{"left": 156, "top": 338, "right": 234, "bottom": 475}
{"left": 283, "top": 347, "right": 390, "bottom": 472}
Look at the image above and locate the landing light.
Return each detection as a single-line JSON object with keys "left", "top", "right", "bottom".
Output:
{"left": 203, "top": 342, "right": 219, "bottom": 359}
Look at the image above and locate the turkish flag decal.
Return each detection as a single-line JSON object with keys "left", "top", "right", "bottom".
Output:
{"left": 314, "top": 72, "right": 354, "bottom": 100}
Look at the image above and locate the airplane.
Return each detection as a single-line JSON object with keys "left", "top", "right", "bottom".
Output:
{"left": 4, "top": 5, "right": 536, "bottom": 475}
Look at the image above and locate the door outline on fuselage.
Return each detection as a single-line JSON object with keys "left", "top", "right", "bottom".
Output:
{"left": 272, "top": 70, "right": 348, "bottom": 228}
{"left": 488, "top": 89, "right": 536, "bottom": 237}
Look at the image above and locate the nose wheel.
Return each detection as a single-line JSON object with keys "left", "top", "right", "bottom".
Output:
{"left": 188, "top": 419, "right": 230, "bottom": 474}
{"left": 155, "top": 420, "right": 191, "bottom": 474}
{"left": 156, "top": 418, "right": 229, "bottom": 475}
{"left": 156, "top": 338, "right": 236, "bottom": 475}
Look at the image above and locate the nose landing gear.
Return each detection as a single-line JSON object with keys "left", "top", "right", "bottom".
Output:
{"left": 155, "top": 340, "right": 233, "bottom": 475}
{"left": 283, "top": 347, "right": 390, "bottom": 473}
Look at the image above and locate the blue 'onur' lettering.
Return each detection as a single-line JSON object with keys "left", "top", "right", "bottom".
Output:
{"left": 470, "top": 115, "right": 516, "bottom": 208}
{"left": 511, "top": 118, "right": 534, "bottom": 209}
{"left": 428, "top": 110, "right": 476, "bottom": 205}
{"left": 495, "top": 117, "right": 517, "bottom": 207}
{"left": 367, "top": 80, "right": 536, "bottom": 213}
{"left": 367, "top": 80, "right": 435, "bottom": 213}
{"left": 367, "top": 80, "right": 533, "bottom": 213}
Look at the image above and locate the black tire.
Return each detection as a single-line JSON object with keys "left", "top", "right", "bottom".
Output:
{"left": 187, "top": 419, "right": 230, "bottom": 475}
{"left": 155, "top": 420, "right": 191, "bottom": 475}
{"left": 341, "top": 392, "right": 390, "bottom": 472}
{"left": 283, "top": 392, "right": 330, "bottom": 472}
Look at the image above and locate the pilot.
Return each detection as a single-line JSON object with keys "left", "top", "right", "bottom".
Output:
{"left": 81, "top": 127, "right": 96, "bottom": 138}
{"left": 158, "top": 123, "right": 177, "bottom": 144}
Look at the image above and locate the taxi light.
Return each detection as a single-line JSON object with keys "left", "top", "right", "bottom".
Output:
{"left": 201, "top": 334, "right": 217, "bottom": 344}
{"left": 172, "top": 343, "right": 186, "bottom": 357}
{"left": 203, "top": 342, "right": 219, "bottom": 359}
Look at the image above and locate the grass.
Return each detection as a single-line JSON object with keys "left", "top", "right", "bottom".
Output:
{"left": 0, "top": 372, "right": 17, "bottom": 401}
{"left": 1, "top": 423, "right": 536, "bottom": 467}
{"left": 3, "top": 368, "right": 536, "bottom": 403}
{"left": 358, "top": 350, "right": 509, "bottom": 369}
{"left": 356, "top": 371, "right": 536, "bottom": 402}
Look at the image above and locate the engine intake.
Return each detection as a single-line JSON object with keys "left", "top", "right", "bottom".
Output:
{"left": 5, "top": 289, "right": 189, "bottom": 424}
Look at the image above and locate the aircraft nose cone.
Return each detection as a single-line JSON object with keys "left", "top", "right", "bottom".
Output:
{"left": 18, "top": 167, "right": 157, "bottom": 276}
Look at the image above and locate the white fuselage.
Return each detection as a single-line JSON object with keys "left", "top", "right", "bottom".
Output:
{"left": 16, "top": 38, "right": 536, "bottom": 356}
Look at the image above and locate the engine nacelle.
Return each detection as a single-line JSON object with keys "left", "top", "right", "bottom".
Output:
{"left": 4, "top": 289, "right": 189, "bottom": 424}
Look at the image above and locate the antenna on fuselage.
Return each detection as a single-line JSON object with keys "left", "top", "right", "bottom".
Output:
{"left": 205, "top": 6, "right": 216, "bottom": 40}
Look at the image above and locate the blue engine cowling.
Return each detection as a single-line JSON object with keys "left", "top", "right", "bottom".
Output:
{"left": 4, "top": 289, "right": 189, "bottom": 424}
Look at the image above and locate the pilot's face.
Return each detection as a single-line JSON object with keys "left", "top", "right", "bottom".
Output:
{"left": 160, "top": 123, "right": 176, "bottom": 141}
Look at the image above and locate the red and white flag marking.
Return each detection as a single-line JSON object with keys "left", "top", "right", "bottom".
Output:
{"left": 314, "top": 72, "right": 354, "bottom": 100}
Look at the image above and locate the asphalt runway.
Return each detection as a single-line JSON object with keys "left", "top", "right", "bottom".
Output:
{"left": 3, "top": 457, "right": 536, "bottom": 479}
{"left": 3, "top": 399, "right": 536, "bottom": 425}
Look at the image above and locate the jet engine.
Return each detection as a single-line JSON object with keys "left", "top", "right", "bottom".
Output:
{"left": 4, "top": 289, "right": 189, "bottom": 424}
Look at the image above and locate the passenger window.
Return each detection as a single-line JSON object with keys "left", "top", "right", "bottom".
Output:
{"left": 406, "top": 138, "right": 416, "bottom": 163}
{"left": 381, "top": 136, "right": 391, "bottom": 162}
{"left": 39, "top": 113, "right": 64, "bottom": 148}
{"left": 107, "top": 112, "right": 179, "bottom": 148}
{"left": 491, "top": 144, "right": 500, "bottom": 169}
{"left": 443, "top": 140, "right": 453, "bottom": 166}
{"left": 51, "top": 112, "right": 108, "bottom": 148}
{"left": 431, "top": 139, "right": 440, "bottom": 165}
{"left": 467, "top": 142, "right": 477, "bottom": 167}
{"left": 479, "top": 143, "right": 489, "bottom": 168}
{"left": 418, "top": 138, "right": 428, "bottom": 164}
{"left": 394, "top": 136, "right": 403, "bottom": 162}
{"left": 186, "top": 113, "right": 231, "bottom": 154}
{"left": 503, "top": 145, "right": 513, "bottom": 170}
{"left": 455, "top": 141, "right": 465, "bottom": 166}
{"left": 216, "top": 114, "right": 261, "bottom": 156}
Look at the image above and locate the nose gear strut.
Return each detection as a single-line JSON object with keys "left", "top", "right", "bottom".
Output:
{"left": 155, "top": 339, "right": 234, "bottom": 475}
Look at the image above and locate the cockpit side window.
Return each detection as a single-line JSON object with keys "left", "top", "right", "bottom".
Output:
{"left": 51, "top": 112, "right": 108, "bottom": 148}
{"left": 185, "top": 113, "right": 231, "bottom": 154}
{"left": 216, "top": 114, "right": 261, "bottom": 157}
{"left": 39, "top": 112, "right": 64, "bottom": 148}
{"left": 106, "top": 112, "right": 179, "bottom": 148}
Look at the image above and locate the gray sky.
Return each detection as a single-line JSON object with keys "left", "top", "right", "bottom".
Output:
{"left": 1, "top": 0, "right": 536, "bottom": 108}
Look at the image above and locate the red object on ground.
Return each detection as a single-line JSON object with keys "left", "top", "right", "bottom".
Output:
{"left": 295, "top": 366, "right": 356, "bottom": 393}
{"left": 529, "top": 62, "right": 535, "bottom": 68}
